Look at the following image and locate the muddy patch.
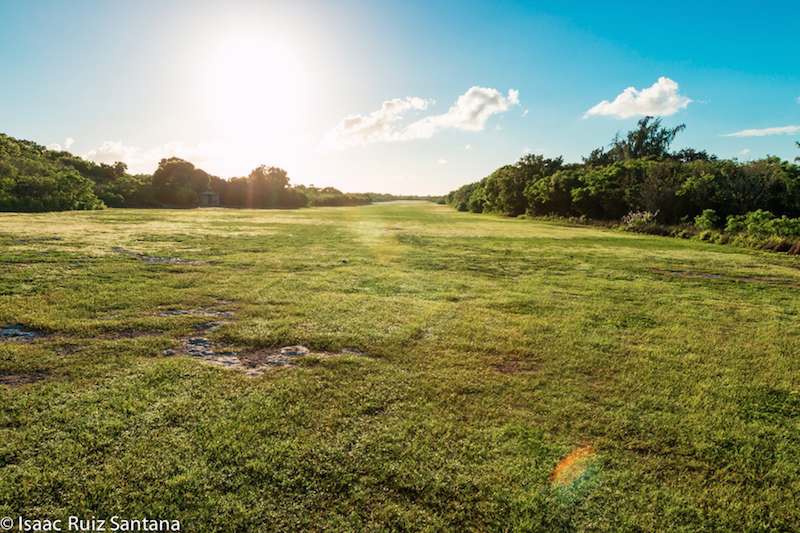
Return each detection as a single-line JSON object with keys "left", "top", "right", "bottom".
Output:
{"left": 158, "top": 308, "right": 234, "bottom": 319}
{"left": 0, "top": 371, "right": 48, "bottom": 387}
{"left": 0, "top": 324, "right": 46, "bottom": 342}
{"left": 192, "top": 320, "right": 223, "bottom": 331}
{"left": 53, "top": 342, "right": 84, "bottom": 356}
{"left": 112, "top": 246, "right": 205, "bottom": 265}
{"left": 182, "top": 336, "right": 239, "bottom": 358}
{"left": 550, "top": 445, "right": 596, "bottom": 488}
{"left": 236, "top": 345, "right": 363, "bottom": 374}
{"left": 237, "top": 345, "right": 311, "bottom": 369}
{"left": 650, "top": 268, "right": 799, "bottom": 288}
{"left": 158, "top": 303, "right": 362, "bottom": 375}
{"left": 160, "top": 303, "right": 237, "bottom": 358}
{"left": 169, "top": 337, "right": 361, "bottom": 376}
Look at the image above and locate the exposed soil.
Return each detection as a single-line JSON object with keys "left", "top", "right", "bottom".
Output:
{"left": 53, "top": 343, "right": 84, "bottom": 356}
{"left": 0, "top": 371, "right": 48, "bottom": 387}
{"left": 192, "top": 321, "right": 223, "bottom": 331}
{"left": 650, "top": 268, "right": 800, "bottom": 288}
{"left": 157, "top": 308, "right": 234, "bottom": 319}
{"left": 170, "top": 336, "right": 362, "bottom": 375}
{"left": 492, "top": 358, "right": 538, "bottom": 374}
{"left": 98, "top": 328, "right": 164, "bottom": 339}
{"left": 238, "top": 345, "right": 311, "bottom": 368}
{"left": 112, "top": 246, "right": 205, "bottom": 265}
{"left": 157, "top": 303, "right": 363, "bottom": 374}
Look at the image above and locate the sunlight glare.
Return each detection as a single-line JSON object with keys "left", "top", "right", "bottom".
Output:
{"left": 203, "top": 34, "right": 310, "bottom": 145}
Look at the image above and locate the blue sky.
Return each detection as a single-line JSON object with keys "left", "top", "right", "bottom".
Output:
{"left": 1, "top": 0, "right": 798, "bottom": 194}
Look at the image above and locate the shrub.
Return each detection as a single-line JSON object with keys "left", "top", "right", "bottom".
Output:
{"left": 694, "top": 209, "right": 719, "bottom": 230}
{"left": 770, "top": 216, "right": 800, "bottom": 237}
{"left": 621, "top": 210, "right": 659, "bottom": 233}
{"left": 742, "top": 209, "right": 776, "bottom": 237}
{"left": 725, "top": 214, "right": 746, "bottom": 234}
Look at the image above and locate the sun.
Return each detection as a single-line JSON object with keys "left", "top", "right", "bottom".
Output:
{"left": 202, "top": 34, "right": 310, "bottom": 145}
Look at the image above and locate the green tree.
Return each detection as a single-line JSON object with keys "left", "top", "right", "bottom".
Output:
{"left": 585, "top": 117, "right": 686, "bottom": 164}
{"left": 151, "top": 157, "right": 212, "bottom": 207}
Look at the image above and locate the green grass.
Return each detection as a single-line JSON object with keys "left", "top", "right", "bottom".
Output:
{"left": 1, "top": 202, "right": 799, "bottom": 531}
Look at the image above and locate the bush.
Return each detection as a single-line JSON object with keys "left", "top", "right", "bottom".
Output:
{"left": 621, "top": 210, "right": 660, "bottom": 233}
{"left": 742, "top": 209, "right": 776, "bottom": 237}
{"left": 694, "top": 209, "right": 719, "bottom": 230}
{"left": 769, "top": 216, "right": 800, "bottom": 237}
{"left": 725, "top": 214, "right": 746, "bottom": 234}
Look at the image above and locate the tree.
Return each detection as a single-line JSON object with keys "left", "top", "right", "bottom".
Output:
{"left": 609, "top": 116, "right": 685, "bottom": 161}
{"left": 0, "top": 133, "right": 104, "bottom": 211}
{"left": 586, "top": 117, "right": 687, "bottom": 164}
{"left": 672, "top": 148, "right": 716, "bottom": 163}
{"left": 151, "top": 157, "right": 212, "bottom": 207}
{"left": 525, "top": 168, "right": 582, "bottom": 216}
{"left": 480, "top": 155, "right": 563, "bottom": 216}
{"left": 225, "top": 165, "right": 307, "bottom": 209}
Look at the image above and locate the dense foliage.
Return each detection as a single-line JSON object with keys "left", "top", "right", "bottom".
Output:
{"left": 0, "top": 134, "right": 104, "bottom": 211}
{"left": 0, "top": 133, "right": 430, "bottom": 212}
{"left": 294, "top": 185, "right": 371, "bottom": 207}
{"left": 447, "top": 118, "right": 800, "bottom": 251}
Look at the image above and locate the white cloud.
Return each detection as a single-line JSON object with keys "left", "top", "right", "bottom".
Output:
{"left": 437, "top": 158, "right": 448, "bottom": 165}
{"left": 723, "top": 125, "right": 800, "bottom": 137}
{"left": 404, "top": 87, "right": 519, "bottom": 139}
{"left": 739, "top": 148, "right": 751, "bottom": 157}
{"left": 84, "top": 141, "right": 140, "bottom": 166}
{"left": 324, "top": 96, "right": 432, "bottom": 148}
{"left": 585, "top": 76, "right": 692, "bottom": 119}
{"left": 47, "top": 137, "right": 76, "bottom": 151}
{"left": 521, "top": 108, "right": 529, "bottom": 117}
{"left": 325, "top": 86, "right": 519, "bottom": 148}
{"left": 84, "top": 141, "right": 227, "bottom": 174}
{"left": 464, "top": 144, "right": 472, "bottom": 150}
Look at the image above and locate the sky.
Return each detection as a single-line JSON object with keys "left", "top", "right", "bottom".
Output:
{"left": 1, "top": 0, "right": 798, "bottom": 195}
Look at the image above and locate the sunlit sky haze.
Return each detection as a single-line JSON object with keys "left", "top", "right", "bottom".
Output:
{"left": 1, "top": 0, "right": 798, "bottom": 194}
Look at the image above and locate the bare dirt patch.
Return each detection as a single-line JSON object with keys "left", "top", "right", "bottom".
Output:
{"left": 550, "top": 445, "right": 596, "bottom": 488}
{"left": 170, "top": 337, "right": 361, "bottom": 376}
{"left": 98, "top": 328, "right": 164, "bottom": 339}
{"left": 650, "top": 268, "right": 800, "bottom": 288}
{"left": 158, "top": 303, "right": 363, "bottom": 374}
{"left": 492, "top": 358, "right": 538, "bottom": 374}
{"left": 0, "top": 371, "right": 48, "bottom": 387}
{"left": 112, "top": 246, "right": 205, "bottom": 265}
{"left": 237, "top": 345, "right": 311, "bottom": 368}
{"left": 157, "top": 308, "right": 234, "bottom": 319}
{"left": 53, "top": 343, "right": 84, "bottom": 356}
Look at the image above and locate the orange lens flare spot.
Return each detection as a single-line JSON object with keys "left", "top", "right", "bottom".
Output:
{"left": 550, "top": 445, "right": 595, "bottom": 487}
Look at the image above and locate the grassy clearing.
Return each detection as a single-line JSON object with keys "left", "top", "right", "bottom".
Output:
{"left": 1, "top": 202, "right": 799, "bottom": 530}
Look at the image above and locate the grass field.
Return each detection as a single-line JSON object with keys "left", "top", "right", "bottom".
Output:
{"left": 2, "top": 201, "right": 799, "bottom": 531}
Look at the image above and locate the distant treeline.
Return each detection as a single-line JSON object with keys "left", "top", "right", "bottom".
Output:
{"left": 0, "top": 133, "right": 437, "bottom": 212}
{"left": 447, "top": 118, "right": 800, "bottom": 253}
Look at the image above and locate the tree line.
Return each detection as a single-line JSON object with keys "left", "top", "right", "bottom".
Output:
{"left": 0, "top": 133, "right": 432, "bottom": 212}
{"left": 446, "top": 118, "right": 800, "bottom": 252}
